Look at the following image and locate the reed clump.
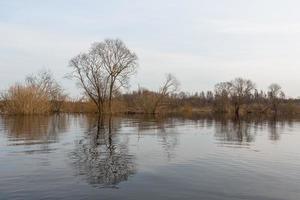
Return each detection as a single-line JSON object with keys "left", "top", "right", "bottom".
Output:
{"left": 2, "top": 84, "right": 50, "bottom": 114}
{"left": 1, "top": 70, "right": 66, "bottom": 115}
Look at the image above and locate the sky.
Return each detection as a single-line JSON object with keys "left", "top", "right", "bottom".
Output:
{"left": 1, "top": 0, "right": 300, "bottom": 98}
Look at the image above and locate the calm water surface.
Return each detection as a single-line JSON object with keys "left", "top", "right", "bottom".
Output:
{"left": 0, "top": 114, "right": 300, "bottom": 200}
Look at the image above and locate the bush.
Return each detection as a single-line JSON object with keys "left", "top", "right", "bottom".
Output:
{"left": 2, "top": 84, "right": 50, "bottom": 114}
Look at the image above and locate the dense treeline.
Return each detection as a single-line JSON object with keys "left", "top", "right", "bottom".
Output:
{"left": 0, "top": 39, "right": 299, "bottom": 116}
{"left": 122, "top": 78, "right": 300, "bottom": 116}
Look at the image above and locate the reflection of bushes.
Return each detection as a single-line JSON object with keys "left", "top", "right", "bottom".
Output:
{"left": 3, "top": 114, "right": 69, "bottom": 141}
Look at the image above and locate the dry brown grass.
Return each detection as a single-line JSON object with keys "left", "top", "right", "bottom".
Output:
{"left": 2, "top": 84, "right": 50, "bottom": 114}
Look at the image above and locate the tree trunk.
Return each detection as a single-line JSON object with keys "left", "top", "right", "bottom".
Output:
{"left": 108, "top": 116, "right": 113, "bottom": 153}
{"left": 97, "top": 100, "right": 104, "bottom": 114}
{"left": 274, "top": 103, "right": 278, "bottom": 116}
{"left": 108, "top": 79, "right": 114, "bottom": 115}
{"left": 235, "top": 104, "right": 240, "bottom": 117}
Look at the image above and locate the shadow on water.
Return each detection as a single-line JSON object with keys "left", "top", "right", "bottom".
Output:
{"left": 69, "top": 115, "right": 136, "bottom": 188}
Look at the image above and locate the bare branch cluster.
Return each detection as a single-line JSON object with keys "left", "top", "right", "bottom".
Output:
{"left": 214, "top": 78, "right": 256, "bottom": 116}
{"left": 69, "top": 39, "right": 138, "bottom": 114}
{"left": 133, "top": 73, "right": 180, "bottom": 114}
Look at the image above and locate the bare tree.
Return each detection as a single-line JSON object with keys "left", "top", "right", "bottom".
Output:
{"left": 69, "top": 39, "right": 137, "bottom": 114}
{"left": 268, "top": 83, "right": 284, "bottom": 115}
{"left": 214, "top": 78, "right": 255, "bottom": 116}
{"left": 26, "top": 70, "right": 58, "bottom": 96}
{"left": 214, "top": 82, "right": 232, "bottom": 113}
{"left": 136, "top": 73, "right": 179, "bottom": 114}
{"left": 215, "top": 82, "right": 232, "bottom": 95}
{"left": 157, "top": 73, "right": 179, "bottom": 107}
{"left": 93, "top": 39, "right": 138, "bottom": 114}
{"left": 26, "top": 70, "right": 67, "bottom": 113}
{"left": 151, "top": 73, "right": 179, "bottom": 113}
{"left": 69, "top": 50, "right": 109, "bottom": 113}
{"left": 229, "top": 78, "right": 255, "bottom": 116}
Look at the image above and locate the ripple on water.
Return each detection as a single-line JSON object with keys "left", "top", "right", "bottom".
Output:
{"left": 0, "top": 115, "right": 300, "bottom": 199}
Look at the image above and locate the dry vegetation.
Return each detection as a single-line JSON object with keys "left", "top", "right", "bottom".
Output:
{"left": 1, "top": 84, "right": 50, "bottom": 114}
{"left": 1, "top": 39, "right": 300, "bottom": 116}
{"left": 1, "top": 70, "right": 66, "bottom": 115}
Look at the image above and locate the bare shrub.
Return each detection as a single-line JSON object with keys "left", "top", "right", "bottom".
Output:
{"left": 2, "top": 84, "right": 50, "bottom": 114}
{"left": 135, "top": 73, "right": 179, "bottom": 114}
{"left": 1, "top": 70, "right": 66, "bottom": 114}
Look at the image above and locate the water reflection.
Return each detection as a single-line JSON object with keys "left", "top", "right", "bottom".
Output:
{"left": 1, "top": 114, "right": 69, "bottom": 147}
{"left": 133, "top": 116, "right": 180, "bottom": 161}
{"left": 126, "top": 115, "right": 296, "bottom": 154}
{"left": 70, "top": 116, "right": 136, "bottom": 188}
{"left": 214, "top": 118, "right": 255, "bottom": 145}
{"left": 1, "top": 114, "right": 300, "bottom": 199}
{"left": 212, "top": 115, "right": 296, "bottom": 145}
{"left": 268, "top": 118, "right": 280, "bottom": 141}
{"left": 0, "top": 114, "right": 297, "bottom": 189}
{"left": 0, "top": 114, "right": 295, "bottom": 151}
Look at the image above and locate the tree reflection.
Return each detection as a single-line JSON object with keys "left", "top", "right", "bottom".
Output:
{"left": 133, "top": 116, "right": 180, "bottom": 161}
{"left": 213, "top": 115, "right": 297, "bottom": 145}
{"left": 214, "top": 117, "right": 255, "bottom": 145}
{"left": 267, "top": 116, "right": 289, "bottom": 141}
{"left": 70, "top": 116, "right": 136, "bottom": 188}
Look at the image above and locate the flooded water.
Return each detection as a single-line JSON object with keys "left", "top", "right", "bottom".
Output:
{"left": 0, "top": 114, "right": 300, "bottom": 200}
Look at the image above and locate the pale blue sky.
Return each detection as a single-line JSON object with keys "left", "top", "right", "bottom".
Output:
{"left": 1, "top": 0, "right": 300, "bottom": 97}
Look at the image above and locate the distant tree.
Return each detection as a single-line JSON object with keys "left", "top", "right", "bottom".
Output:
{"left": 206, "top": 91, "right": 214, "bottom": 104}
{"left": 199, "top": 91, "right": 206, "bottom": 99}
{"left": 214, "top": 78, "right": 255, "bottom": 116}
{"left": 178, "top": 91, "right": 187, "bottom": 99}
{"left": 214, "top": 82, "right": 232, "bottom": 113}
{"left": 214, "top": 82, "right": 232, "bottom": 96}
{"left": 136, "top": 74, "right": 179, "bottom": 114}
{"left": 268, "top": 83, "right": 284, "bottom": 115}
{"left": 253, "top": 89, "right": 259, "bottom": 102}
{"left": 229, "top": 78, "right": 256, "bottom": 116}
